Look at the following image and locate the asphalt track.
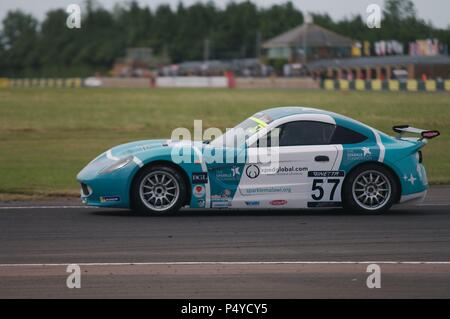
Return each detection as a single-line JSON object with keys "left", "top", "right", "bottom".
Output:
{"left": 0, "top": 187, "right": 449, "bottom": 298}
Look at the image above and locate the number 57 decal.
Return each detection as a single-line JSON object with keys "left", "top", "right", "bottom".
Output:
{"left": 308, "top": 171, "right": 345, "bottom": 202}
{"left": 311, "top": 179, "right": 340, "bottom": 201}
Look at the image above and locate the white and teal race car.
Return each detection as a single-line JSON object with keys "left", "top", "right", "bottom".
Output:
{"left": 77, "top": 107, "right": 439, "bottom": 214}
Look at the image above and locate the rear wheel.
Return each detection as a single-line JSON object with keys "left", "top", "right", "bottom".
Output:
{"left": 131, "top": 165, "right": 187, "bottom": 215}
{"left": 342, "top": 164, "right": 398, "bottom": 214}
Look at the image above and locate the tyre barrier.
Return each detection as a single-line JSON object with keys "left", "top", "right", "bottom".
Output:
{"left": 0, "top": 78, "right": 83, "bottom": 88}
{"left": 322, "top": 79, "right": 450, "bottom": 92}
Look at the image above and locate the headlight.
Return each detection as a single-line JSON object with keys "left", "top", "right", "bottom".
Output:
{"left": 99, "top": 156, "right": 133, "bottom": 174}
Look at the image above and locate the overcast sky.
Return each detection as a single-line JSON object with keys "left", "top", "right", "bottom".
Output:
{"left": 1, "top": 0, "right": 449, "bottom": 29}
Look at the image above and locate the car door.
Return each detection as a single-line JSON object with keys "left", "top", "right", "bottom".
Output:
{"left": 234, "top": 121, "right": 343, "bottom": 208}
{"left": 204, "top": 145, "right": 247, "bottom": 208}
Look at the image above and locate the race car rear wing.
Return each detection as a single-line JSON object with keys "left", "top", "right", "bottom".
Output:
{"left": 393, "top": 125, "right": 440, "bottom": 141}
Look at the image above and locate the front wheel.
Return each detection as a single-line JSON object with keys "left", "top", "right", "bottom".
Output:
{"left": 131, "top": 165, "right": 187, "bottom": 215}
{"left": 342, "top": 164, "right": 399, "bottom": 214}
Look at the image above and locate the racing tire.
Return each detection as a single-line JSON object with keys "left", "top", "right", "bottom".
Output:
{"left": 342, "top": 163, "right": 399, "bottom": 214}
{"left": 131, "top": 164, "right": 187, "bottom": 215}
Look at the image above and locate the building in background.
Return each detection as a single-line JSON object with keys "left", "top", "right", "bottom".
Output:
{"left": 262, "top": 19, "right": 353, "bottom": 65}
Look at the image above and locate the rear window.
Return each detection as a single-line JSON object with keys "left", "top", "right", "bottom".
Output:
{"left": 330, "top": 125, "right": 367, "bottom": 144}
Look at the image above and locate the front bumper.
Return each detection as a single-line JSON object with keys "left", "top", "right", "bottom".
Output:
{"left": 77, "top": 156, "right": 139, "bottom": 208}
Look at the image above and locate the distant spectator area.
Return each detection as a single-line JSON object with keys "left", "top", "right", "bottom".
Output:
{"left": 308, "top": 55, "right": 450, "bottom": 80}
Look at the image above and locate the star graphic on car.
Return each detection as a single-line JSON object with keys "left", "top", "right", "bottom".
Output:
{"left": 361, "top": 147, "right": 371, "bottom": 156}
{"left": 407, "top": 174, "right": 416, "bottom": 185}
{"left": 231, "top": 166, "right": 241, "bottom": 177}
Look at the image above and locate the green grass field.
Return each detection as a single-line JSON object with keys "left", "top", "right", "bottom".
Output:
{"left": 0, "top": 88, "right": 449, "bottom": 199}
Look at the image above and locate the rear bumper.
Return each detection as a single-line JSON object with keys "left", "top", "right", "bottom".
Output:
{"left": 398, "top": 190, "right": 427, "bottom": 205}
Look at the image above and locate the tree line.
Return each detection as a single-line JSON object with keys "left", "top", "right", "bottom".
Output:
{"left": 0, "top": 0, "right": 448, "bottom": 77}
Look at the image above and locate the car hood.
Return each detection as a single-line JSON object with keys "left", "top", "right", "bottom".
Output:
{"left": 107, "top": 139, "right": 209, "bottom": 159}
{"left": 108, "top": 139, "right": 169, "bottom": 158}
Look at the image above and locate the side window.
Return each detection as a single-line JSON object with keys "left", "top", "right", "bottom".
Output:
{"left": 255, "top": 127, "right": 280, "bottom": 148}
{"left": 330, "top": 125, "right": 367, "bottom": 144}
{"left": 278, "top": 121, "right": 335, "bottom": 146}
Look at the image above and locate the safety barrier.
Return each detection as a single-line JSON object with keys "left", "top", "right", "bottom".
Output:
{"left": 322, "top": 79, "right": 450, "bottom": 92}
{"left": 0, "top": 78, "right": 83, "bottom": 88}
{"left": 1, "top": 77, "right": 229, "bottom": 89}
{"left": 156, "top": 76, "right": 230, "bottom": 88}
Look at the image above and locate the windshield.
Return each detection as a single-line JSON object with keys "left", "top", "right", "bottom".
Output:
{"left": 209, "top": 113, "right": 272, "bottom": 148}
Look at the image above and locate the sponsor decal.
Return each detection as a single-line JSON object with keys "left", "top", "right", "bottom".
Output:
{"left": 308, "top": 171, "right": 345, "bottom": 178}
{"left": 346, "top": 148, "right": 373, "bottom": 160}
{"left": 140, "top": 144, "right": 155, "bottom": 151}
{"left": 231, "top": 166, "right": 241, "bottom": 177}
{"left": 246, "top": 164, "right": 308, "bottom": 178}
{"left": 361, "top": 147, "right": 371, "bottom": 156}
{"left": 192, "top": 172, "right": 208, "bottom": 184}
{"left": 211, "top": 189, "right": 232, "bottom": 200}
{"left": 244, "top": 186, "right": 292, "bottom": 195}
{"left": 211, "top": 200, "right": 232, "bottom": 208}
{"left": 261, "top": 165, "right": 308, "bottom": 176}
{"left": 193, "top": 185, "right": 206, "bottom": 198}
{"left": 270, "top": 199, "right": 288, "bottom": 206}
{"left": 100, "top": 196, "right": 120, "bottom": 203}
{"left": 211, "top": 189, "right": 233, "bottom": 208}
{"left": 245, "top": 201, "right": 260, "bottom": 207}
{"left": 216, "top": 166, "right": 242, "bottom": 182}
{"left": 197, "top": 199, "right": 205, "bottom": 208}
{"left": 245, "top": 164, "right": 260, "bottom": 179}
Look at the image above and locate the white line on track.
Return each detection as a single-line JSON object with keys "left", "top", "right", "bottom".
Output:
{"left": 0, "top": 261, "right": 450, "bottom": 267}
{"left": 418, "top": 203, "right": 450, "bottom": 206}
{"left": 0, "top": 206, "right": 99, "bottom": 210}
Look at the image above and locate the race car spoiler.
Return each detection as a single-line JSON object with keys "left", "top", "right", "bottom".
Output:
{"left": 393, "top": 125, "right": 440, "bottom": 140}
